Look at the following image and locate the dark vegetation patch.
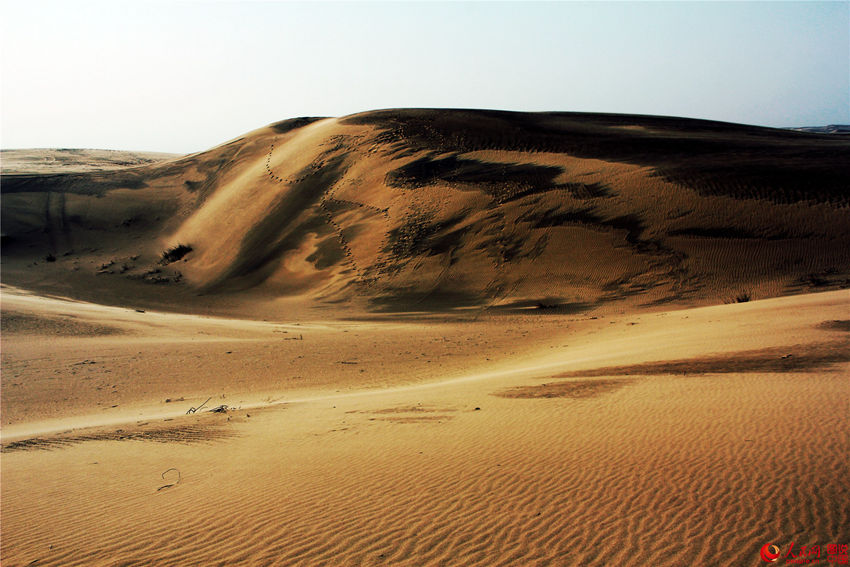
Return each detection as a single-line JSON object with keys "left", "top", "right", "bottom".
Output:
{"left": 553, "top": 341, "right": 850, "bottom": 378}
{"left": 494, "top": 379, "right": 631, "bottom": 399}
{"left": 2, "top": 419, "right": 234, "bottom": 452}
{"left": 269, "top": 116, "right": 326, "bottom": 134}
{"left": 344, "top": 109, "right": 850, "bottom": 204}
{"left": 160, "top": 244, "right": 193, "bottom": 264}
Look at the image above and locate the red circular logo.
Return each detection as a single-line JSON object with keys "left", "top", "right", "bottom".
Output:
{"left": 761, "top": 544, "right": 781, "bottom": 562}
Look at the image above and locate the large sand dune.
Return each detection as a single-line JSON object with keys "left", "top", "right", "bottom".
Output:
{"left": 3, "top": 110, "right": 849, "bottom": 315}
{"left": 2, "top": 110, "right": 849, "bottom": 566}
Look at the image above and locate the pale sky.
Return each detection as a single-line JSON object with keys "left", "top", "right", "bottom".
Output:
{"left": 1, "top": 1, "right": 848, "bottom": 153}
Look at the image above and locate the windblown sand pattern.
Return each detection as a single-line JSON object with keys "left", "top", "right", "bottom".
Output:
{"left": 1, "top": 312, "right": 126, "bottom": 336}
{"left": 2, "top": 291, "right": 847, "bottom": 566}
{"left": 2, "top": 416, "right": 234, "bottom": 453}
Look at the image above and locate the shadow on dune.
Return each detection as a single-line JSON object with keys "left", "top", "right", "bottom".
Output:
{"left": 554, "top": 340, "right": 850, "bottom": 378}
{"left": 488, "top": 299, "right": 596, "bottom": 314}
{"left": 368, "top": 289, "right": 485, "bottom": 313}
{"left": 269, "top": 117, "right": 327, "bottom": 134}
{"left": 202, "top": 154, "right": 349, "bottom": 292}
{"left": 494, "top": 379, "right": 632, "bottom": 399}
{"left": 344, "top": 109, "right": 850, "bottom": 205}
{"left": 1, "top": 419, "right": 235, "bottom": 453}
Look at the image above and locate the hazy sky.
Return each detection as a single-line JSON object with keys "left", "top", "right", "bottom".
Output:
{"left": 1, "top": 1, "right": 848, "bottom": 153}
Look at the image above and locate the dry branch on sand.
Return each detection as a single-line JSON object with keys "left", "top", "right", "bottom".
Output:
{"left": 186, "top": 397, "right": 211, "bottom": 415}
{"left": 160, "top": 244, "right": 193, "bottom": 265}
{"left": 157, "top": 468, "right": 181, "bottom": 491}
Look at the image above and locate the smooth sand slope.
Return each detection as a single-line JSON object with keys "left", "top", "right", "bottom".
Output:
{"left": 1, "top": 289, "right": 848, "bottom": 566}
{"left": 2, "top": 110, "right": 849, "bottom": 566}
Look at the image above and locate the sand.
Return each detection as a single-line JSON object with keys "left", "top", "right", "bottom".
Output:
{"left": 2, "top": 287, "right": 848, "bottom": 566}
{"left": 2, "top": 111, "right": 849, "bottom": 565}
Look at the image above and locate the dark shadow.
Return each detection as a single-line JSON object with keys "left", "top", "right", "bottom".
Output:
{"left": 554, "top": 341, "right": 850, "bottom": 378}
{"left": 368, "top": 288, "right": 485, "bottom": 313}
{"left": 386, "top": 153, "right": 612, "bottom": 203}
{"left": 818, "top": 320, "right": 850, "bottom": 332}
{"left": 494, "top": 379, "right": 631, "bottom": 399}
{"left": 203, "top": 154, "right": 348, "bottom": 292}
{"left": 488, "top": 298, "right": 594, "bottom": 315}
{"left": 269, "top": 117, "right": 326, "bottom": 134}
{"left": 343, "top": 109, "right": 850, "bottom": 205}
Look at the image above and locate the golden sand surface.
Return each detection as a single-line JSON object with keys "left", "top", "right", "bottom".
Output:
{"left": 2, "top": 288, "right": 847, "bottom": 566}
{"left": 2, "top": 111, "right": 849, "bottom": 565}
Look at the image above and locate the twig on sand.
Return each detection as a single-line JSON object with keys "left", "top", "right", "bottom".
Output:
{"left": 186, "top": 397, "right": 211, "bottom": 415}
{"left": 157, "top": 468, "right": 181, "bottom": 491}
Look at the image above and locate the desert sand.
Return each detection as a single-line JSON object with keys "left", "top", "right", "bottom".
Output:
{"left": 2, "top": 110, "right": 849, "bottom": 566}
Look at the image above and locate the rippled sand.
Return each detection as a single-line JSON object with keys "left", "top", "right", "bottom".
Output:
{"left": 2, "top": 290, "right": 847, "bottom": 566}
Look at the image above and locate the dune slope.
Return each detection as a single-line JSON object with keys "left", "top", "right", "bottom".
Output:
{"left": 2, "top": 110, "right": 849, "bottom": 316}
{"left": 2, "top": 110, "right": 849, "bottom": 566}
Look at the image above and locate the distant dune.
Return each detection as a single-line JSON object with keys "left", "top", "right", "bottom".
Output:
{"left": 2, "top": 110, "right": 849, "bottom": 316}
{"left": 1, "top": 148, "right": 178, "bottom": 174}
{"left": 787, "top": 124, "right": 850, "bottom": 135}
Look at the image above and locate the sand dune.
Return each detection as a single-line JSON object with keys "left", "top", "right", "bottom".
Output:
{"left": 2, "top": 110, "right": 849, "bottom": 566}
{"left": 2, "top": 110, "right": 848, "bottom": 316}
{"left": 0, "top": 149, "right": 178, "bottom": 175}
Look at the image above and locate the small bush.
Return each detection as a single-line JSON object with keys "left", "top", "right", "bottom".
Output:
{"left": 160, "top": 244, "right": 192, "bottom": 265}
